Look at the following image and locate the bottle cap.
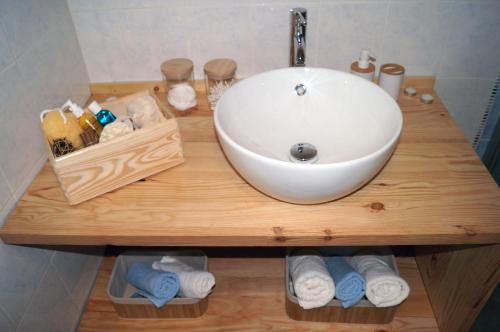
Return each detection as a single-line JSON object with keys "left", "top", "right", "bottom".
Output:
{"left": 404, "top": 86, "right": 417, "bottom": 96}
{"left": 380, "top": 63, "right": 405, "bottom": 76}
{"left": 88, "top": 101, "right": 102, "bottom": 115}
{"left": 420, "top": 93, "right": 434, "bottom": 104}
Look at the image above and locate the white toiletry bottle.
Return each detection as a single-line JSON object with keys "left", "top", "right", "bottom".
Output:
{"left": 350, "top": 49, "right": 376, "bottom": 81}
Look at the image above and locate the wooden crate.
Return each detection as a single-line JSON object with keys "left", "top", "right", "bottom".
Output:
{"left": 285, "top": 253, "right": 398, "bottom": 324}
{"left": 45, "top": 90, "right": 184, "bottom": 205}
{"left": 108, "top": 250, "right": 209, "bottom": 319}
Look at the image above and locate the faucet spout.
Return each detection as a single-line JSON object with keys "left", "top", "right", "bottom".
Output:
{"left": 290, "top": 8, "right": 307, "bottom": 67}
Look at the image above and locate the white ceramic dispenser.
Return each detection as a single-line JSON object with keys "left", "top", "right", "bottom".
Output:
{"left": 350, "top": 49, "right": 376, "bottom": 81}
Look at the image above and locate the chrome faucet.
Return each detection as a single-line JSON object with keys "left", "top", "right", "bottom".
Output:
{"left": 290, "top": 8, "right": 307, "bottom": 67}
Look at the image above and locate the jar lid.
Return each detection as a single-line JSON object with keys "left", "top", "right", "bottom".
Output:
{"left": 380, "top": 63, "right": 405, "bottom": 76}
{"left": 161, "top": 58, "right": 193, "bottom": 81}
{"left": 204, "top": 58, "right": 237, "bottom": 80}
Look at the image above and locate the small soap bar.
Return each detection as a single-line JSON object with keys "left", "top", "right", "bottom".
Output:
{"left": 420, "top": 93, "right": 434, "bottom": 104}
{"left": 404, "top": 86, "right": 417, "bottom": 96}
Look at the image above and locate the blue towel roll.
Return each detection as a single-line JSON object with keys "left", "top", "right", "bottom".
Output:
{"left": 127, "top": 262, "right": 180, "bottom": 308}
{"left": 325, "top": 257, "right": 365, "bottom": 308}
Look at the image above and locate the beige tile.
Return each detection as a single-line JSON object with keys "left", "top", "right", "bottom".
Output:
{"left": 17, "top": 265, "right": 81, "bottom": 332}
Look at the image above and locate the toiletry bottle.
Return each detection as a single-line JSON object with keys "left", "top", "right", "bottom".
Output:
{"left": 350, "top": 49, "right": 376, "bottom": 81}
{"left": 88, "top": 101, "right": 117, "bottom": 126}
{"left": 64, "top": 100, "right": 103, "bottom": 135}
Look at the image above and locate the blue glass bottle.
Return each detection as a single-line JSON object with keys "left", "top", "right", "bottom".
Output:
{"left": 88, "top": 101, "right": 116, "bottom": 126}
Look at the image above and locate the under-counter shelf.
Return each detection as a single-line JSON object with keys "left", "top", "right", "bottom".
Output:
{"left": 79, "top": 255, "right": 438, "bottom": 332}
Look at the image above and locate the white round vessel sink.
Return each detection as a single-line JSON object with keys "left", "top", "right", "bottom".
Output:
{"left": 214, "top": 67, "right": 403, "bottom": 204}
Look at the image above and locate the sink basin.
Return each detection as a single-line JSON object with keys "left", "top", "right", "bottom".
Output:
{"left": 214, "top": 67, "right": 403, "bottom": 204}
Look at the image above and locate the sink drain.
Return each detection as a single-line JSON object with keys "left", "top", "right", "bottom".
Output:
{"left": 289, "top": 143, "right": 318, "bottom": 163}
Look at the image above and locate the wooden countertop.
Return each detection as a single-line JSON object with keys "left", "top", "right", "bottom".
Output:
{"left": 1, "top": 81, "right": 499, "bottom": 246}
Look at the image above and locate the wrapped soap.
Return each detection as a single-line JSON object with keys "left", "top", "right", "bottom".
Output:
{"left": 99, "top": 117, "right": 134, "bottom": 143}
{"left": 127, "top": 96, "right": 164, "bottom": 129}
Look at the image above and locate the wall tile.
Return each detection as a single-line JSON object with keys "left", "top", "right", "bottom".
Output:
{"left": 0, "top": 242, "right": 50, "bottom": 324}
{"left": 250, "top": 5, "right": 290, "bottom": 73}
{"left": 316, "top": 2, "right": 387, "bottom": 72}
{"left": 0, "top": 0, "right": 50, "bottom": 58}
{"left": 0, "top": 197, "right": 15, "bottom": 226}
{"left": 188, "top": 5, "right": 256, "bottom": 78}
{"left": 0, "top": 18, "right": 13, "bottom": 73}
{"left": 0, "top": 306, "right": 15, "bottom": 332}
{"left": 51, "top": 248, "right": 103, "bottom": 312}
{"left": 17, "top": 265, "right": 81, "bottom": 332}
{"left": 380, "top": 0, "right": 446, "bottom": 75}
{"left": 0, "top": 169, "right": 12, "bottom": 211}
{"left": 0, "top": 1, "right": 94, "bottom": 331}
{"left": 141, "top": 7, "right": 193, "bottom": 79}
{"left": 436, "top": 77, "right": 495, "bottom": 142}
{"left": 0, "top": 64, "right": 45, "bottom": 192}
{"left": 70, "top": 10, "right": 113, "bottom": 82}
{"left": 436, "top": 1, "right": 500, "bottom": 79}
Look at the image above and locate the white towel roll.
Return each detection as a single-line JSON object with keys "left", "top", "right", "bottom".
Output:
{"left": 289, "top": 252, "right": 335, "bottom": 309}
{"left": 152, "top": 256, "right": 215, "bottom": 299}
{"left": 347, "top": 255, "right": 409, "bottom": 307}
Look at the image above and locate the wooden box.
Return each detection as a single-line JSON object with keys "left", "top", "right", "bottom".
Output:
{"left": 45, "top": 90, "right": 184, "bottom": 205}
{"left": 285, "top": 251, "right": 398, "bottom": 324}
{"left": 107, "top": 250, "right": 209, "bottom": 319}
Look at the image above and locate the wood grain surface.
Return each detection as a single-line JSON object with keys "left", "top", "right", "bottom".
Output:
{"left": 1, "top": 85, "right": 499, "bottom": 246}
{"left": 78, "top": 256, "right": 439, "bottom": 332}
{"left": 416, "top": 244, "right": 500, "bottom": 332}
{"left": 47, "top": 91, "right": 184, "bottom": 205}
{"left": 111, "top": 297, "right": 208, "bottom": 319}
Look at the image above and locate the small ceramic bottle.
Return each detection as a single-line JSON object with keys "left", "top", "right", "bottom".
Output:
{"left": 350, "top": 49, "right": 376, "bottom": 81}
{"left": 379, "top": 63, "right": 405, "bottom": 100}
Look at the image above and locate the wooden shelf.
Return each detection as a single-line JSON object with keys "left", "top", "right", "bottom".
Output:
{"left": 2, "top": 82, "right": 500, "bottom": 247}
{"left": 79, "top": 255, "right": 438, "bottom": 332}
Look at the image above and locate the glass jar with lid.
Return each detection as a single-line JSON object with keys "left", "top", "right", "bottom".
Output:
{"left": 161, "top": 58, "right": 197, "bottom": 112}
{"left": 203, "top": 58, "right": 237, "bottom": 111}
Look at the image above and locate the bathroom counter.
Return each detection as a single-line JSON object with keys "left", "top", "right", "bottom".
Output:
{"left": 1, "top": 80, "right": 500, "bottom": 247}
{"left": 3, "top": 79, "right": 499, "bottom": 332}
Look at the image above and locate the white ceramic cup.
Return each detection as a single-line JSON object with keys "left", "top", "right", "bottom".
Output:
{"left": 379, "top": 64, "right": 405, "bottom": 100}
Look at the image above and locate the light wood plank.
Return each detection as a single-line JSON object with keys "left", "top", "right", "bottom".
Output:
{"left": 78, "top": 256, "right": 438, "bottom": 332}
{"left": 416, "top": 244, "right": 500, "bottom": 332}
{"left": 88, "top": 77, "right": 436, "bottom": 94}
{"left": 1, "top": 86, "right": 499, "bottom": 246}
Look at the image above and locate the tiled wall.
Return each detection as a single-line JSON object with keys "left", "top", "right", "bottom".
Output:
{"left": 0, "top": 1, "right": 100, "bottom": 331}
{"left": 67, "top": 0, "right": 500, "bottom": 143}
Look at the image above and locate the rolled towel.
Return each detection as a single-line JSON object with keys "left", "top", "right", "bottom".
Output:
{"left": 325, "top": 256, "right": 365, "bottom": 308}
{"left": 152, "top": 256, "right": 215, "bottom": 299}
{"left": 347, "top": 255, "right": 409, "bottom": 307}
{"left": 289, "top": 251, "right": 335, "bottom": 309}
{"left": 127, "top": 262, "right": 180, "bottom": 308}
